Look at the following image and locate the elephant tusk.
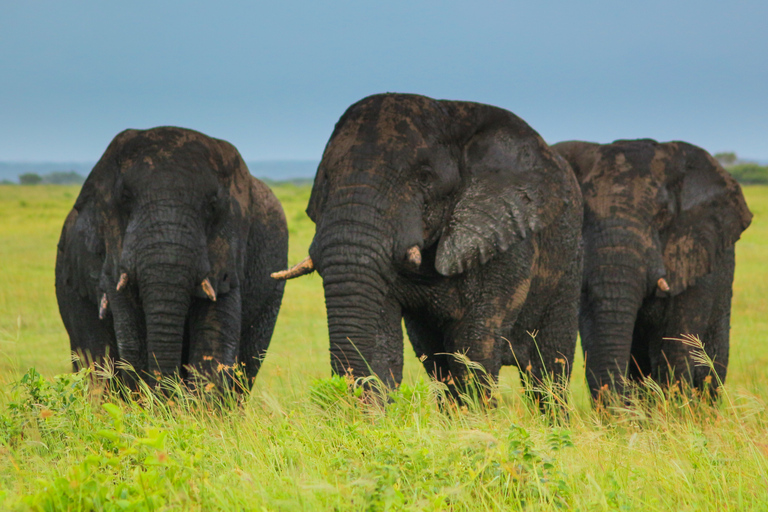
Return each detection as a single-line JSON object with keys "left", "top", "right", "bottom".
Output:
{"left": 201, "top": 278, "right": 217, "bottom": 302}
{"left": 99, "top": 293, "right": 109, "bottom": 320}
{"left": 406, "top": 245, "right": 422, "bottom": 267}
{"left": 116, "top": 273, "right": 128, "bottom": 291}
{"left": 657, "top": 277, "right": 670, "bottom": 292}
{"left": 271, "top": 256, "right": 314, "bottom": 280}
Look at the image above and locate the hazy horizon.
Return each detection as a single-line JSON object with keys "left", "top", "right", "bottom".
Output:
{"left": 3, "top": 152, "right": 767, "bottom": 183}
{"left": 0, "top": 159, "right": 320, "bottom": 182}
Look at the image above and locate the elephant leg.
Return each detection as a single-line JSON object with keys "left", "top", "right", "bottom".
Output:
{"left": 653, "top": 277, "right": 719, "bottom": 391}
{"left": 514, "top": 267, "right": 580, "bottom": 412}
{"left": 700, "top": 254, "right": 735, "bottom": 390}
{"left": 403, "top": 310, "right": 451, "bottom": 383}
{"left": 699, "top": 249, "right": 735, "bottom": 391}
{"left": 58, "top": 286, "right": 118, "bottom": 371}
{"left": 524, "top": 307, "right": 577, "bottom": 403}
{"left": 187, "top": 288, "right": 242, "bottom": 387}
{"left": 239, "top": 290, "right": 283, "bottom": 386}
{"left": 443, "top": 314, "right": 504, "bottom": 402}
{"left": 658, "top": 251, "right": 735, "bottom": 393}
{"left": 629, "top": 298, "right": 664, "bottom": 384}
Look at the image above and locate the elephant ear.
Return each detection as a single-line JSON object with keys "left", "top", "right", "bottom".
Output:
{"left": 661, "top": 143, "right": 752, "bottom": 294}
{"left": 60, "top": 130, "right": 137, "bottom": 298}
{"left": 57, "top": 206, "right": 106, "bottom": 305}
{"left": 435, "top": 117, "right": 572, "bottom": 276}
{"left": 204, "top": 140, "right": 253, "bottom": 294}
{"left": 306, "top": 162, "right": 328, "bottom": 223}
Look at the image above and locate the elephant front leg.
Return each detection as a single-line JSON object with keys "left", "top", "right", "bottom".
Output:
{"left": 442, "top": 315, "right": 506, "bottom": 404}
{"left": 518, "top": 257, "right": 580, "bottom": 413}
{"left": 187, "top": 288, "right": 242, "bottom": 389}
{"left": 512, "top": 304, "right": 577, "bottom": 415}
{"left": 58, "top": 284, "right": 119, "bottom": 372}
{"left": 653, "top": 260, "right": 732, "bottom": 394}
{"left": 403, "top": 310, "right": 452, "bottom": 383}
{"left": 239, "top": 280, "right": 285, "bottom": 385}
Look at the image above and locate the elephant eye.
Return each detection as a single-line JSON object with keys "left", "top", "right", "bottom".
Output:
{"left": 119, "top": 186, "right": 133, "bottom": 206}
{"left": 416, "top": 165, "right": 434, "bottom": 188}
{"left": 205, "top": 191, "right": 224, "bottom": 218}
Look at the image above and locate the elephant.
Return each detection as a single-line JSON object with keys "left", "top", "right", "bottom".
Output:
{"left": 55, "top": 126, "right": 288, "bottom": 389}
{"left": 552, "top": 139, "right": 752, "bottom": 400}
{"left": 273, "top": 93, "right": 583, "bottom": 400}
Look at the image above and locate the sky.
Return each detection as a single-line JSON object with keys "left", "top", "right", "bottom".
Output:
{"left": 1, "top": 1, "right": 766, "bottom": 168}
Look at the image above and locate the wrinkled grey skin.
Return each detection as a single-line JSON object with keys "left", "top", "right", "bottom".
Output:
{"left": 553, "top": 139, "right": 752, "bottom": 400}
{"left": 299, "top": 93, "right": 583, "bottom": 398}
{"left": 55, "top": 127, "right": 287, "bottom": 388}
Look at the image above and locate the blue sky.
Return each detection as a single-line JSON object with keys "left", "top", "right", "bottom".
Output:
{"left": 1, "top": 1, "right": 766, "bottom": 165}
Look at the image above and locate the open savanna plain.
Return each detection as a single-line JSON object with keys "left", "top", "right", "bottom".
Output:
{"left": 0, "top": 183, "right": 766, "bottom": 511}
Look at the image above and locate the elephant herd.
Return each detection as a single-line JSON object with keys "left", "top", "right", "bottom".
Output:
{"left": 55, "top": 93, "right": 752, "bottom": 404}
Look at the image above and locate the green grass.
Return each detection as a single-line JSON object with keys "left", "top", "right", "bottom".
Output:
{"left": 0, "top": 184, "right": 767, "bottom": 510}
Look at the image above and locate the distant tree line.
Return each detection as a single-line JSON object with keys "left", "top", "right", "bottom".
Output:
{"left": 16, "top": 171, "right": 85, "bottom": 185}
{"left": 715, "top": 153, "right": 768, "bottom": 185}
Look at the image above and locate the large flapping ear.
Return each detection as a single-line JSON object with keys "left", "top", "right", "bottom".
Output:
{"left": 661, "top": 142, "right": 752, "bottom": 294}
{"left": 435, "top": 108, "right": 573, "bottom": 276}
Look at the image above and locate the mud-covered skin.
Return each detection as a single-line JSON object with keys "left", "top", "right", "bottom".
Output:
{"left": 307, "top": 93, "right": 583, "bottom": 397}
{"left": 55, "top": 127, "right": 287, "bottom": 388}
{"left": 553, "top": 139, "right": 752, "bottom": 399}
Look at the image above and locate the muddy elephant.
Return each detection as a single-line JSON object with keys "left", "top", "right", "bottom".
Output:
{"left": 553, "top": 139, "right": 752, "bottom": 399}
{"left": 273, "top": 93, "right": 583, "bottom": 398}
{"left": 55, "top": 126, "right": 288, "bottom": 388}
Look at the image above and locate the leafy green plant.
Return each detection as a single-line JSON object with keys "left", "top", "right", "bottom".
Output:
{"left": 25, "top": 400, "right": 204, "bottom": 510}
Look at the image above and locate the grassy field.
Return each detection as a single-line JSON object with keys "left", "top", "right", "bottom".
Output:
{"left": 0, "top": 184, "right": 766, "bottom": 510}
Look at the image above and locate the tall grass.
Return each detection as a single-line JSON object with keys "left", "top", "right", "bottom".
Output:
{"left": 0, "top": 184, "right": 766, "bottom": 510}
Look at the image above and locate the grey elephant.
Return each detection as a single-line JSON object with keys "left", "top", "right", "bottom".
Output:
{"left": 553, "top": 139, "right": 752, "bottom": 400}
{"left": 273, "top": 93, "right": 583, "bottom": 399}
{"left": 55, "top": 126, "right": 288, "bottom": 388}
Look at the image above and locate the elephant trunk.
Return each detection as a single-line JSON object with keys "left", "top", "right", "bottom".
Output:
{"left": 313, "top": 200, "right": 401, "bottom": 385}
{"left": 580, "top": 231, "right": 648, "bottom": 398}
{"left": 139, "top": 265, "right": 195, "bottom": 377}
{"left": 125, "top": 205, "right": 208, "bottom": 380}
{"left": 324, "top": 270, "right": 391, "bottom": 378}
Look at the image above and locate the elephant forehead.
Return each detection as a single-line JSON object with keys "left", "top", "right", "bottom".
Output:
{"left": 116, "top": 127, "right": 244, "bottom": 178}
{"left": 582, "top": 149, "right": 667, "bottom": 218}
{"left": 324, "top": 95, "right": 439, "bottom": 171}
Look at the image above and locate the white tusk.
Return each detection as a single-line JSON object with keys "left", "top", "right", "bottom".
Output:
{"left": 99, "top": 293, "right": 109, "bottom": 320}
{"left": 116, "top": 273, "right": 128, "bottom": 291}
{"left": 657, "top": 277, "right": 670, "bottom": 292}
{"left": 271, "top": 256, "right": 314, "bottom": 280}
{"left": 406, "top": 245, "right": 422, "bottom": 267}
{"left": 202, "top": 278, "right": 217, "bottom": 302}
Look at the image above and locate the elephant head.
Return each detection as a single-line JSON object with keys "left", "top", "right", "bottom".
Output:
{"left": 553, "top": 139, "right": 752, "bottom": 396}
{"left": 274, "top": 93, "right": 573, "bottom": 385}
{"left": 59, "top": 127, "right": 255, "bottom": 383}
